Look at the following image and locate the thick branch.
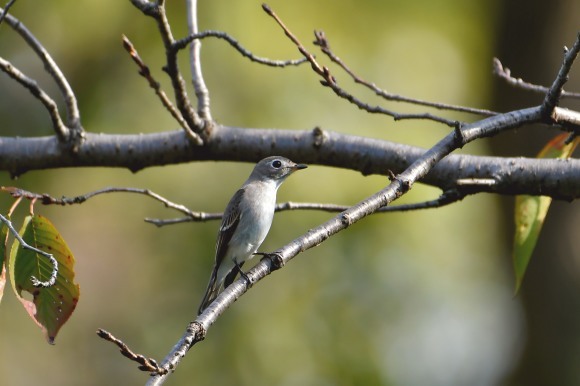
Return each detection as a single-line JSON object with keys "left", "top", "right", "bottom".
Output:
{"left": 1, "top": 108, "right": 579, "bottom": 199}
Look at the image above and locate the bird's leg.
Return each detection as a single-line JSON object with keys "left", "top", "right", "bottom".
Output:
{"left": 233, "top": 258, "right": 252, "bottom": 286}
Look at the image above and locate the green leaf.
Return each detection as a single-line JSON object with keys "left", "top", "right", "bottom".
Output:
{"left": 0, "top": 223, "right": 7, "bottom": 304}
{"left": 9, "top": 215, "right": 80, "bottom": 344}
{"left": 513, "top": 134, "right": 578, "bottom": 292}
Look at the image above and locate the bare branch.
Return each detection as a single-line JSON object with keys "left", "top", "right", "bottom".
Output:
{"left": 130, "top": 0, "right": 206, "bottom": 139}
{"left": 314, "top": 30, "right": 498, "bottom": 117}
{"left": 261, "top": 4, "right": 459, "bottom": 127}
{"left": 1, "top": 119, "right": 580, "bottom": 199}
{"left": 0, "top": 0, "right": 17, "bottom": 25}
{"left": 176, "top": 30, "right": 309, "bottom": 67}
{"left": 145, "top": 322, "right": 206, "bottom": 385}
{"left": 186, "top": 0, "right": 212, "bottom": 121}
{"left": 121, "top": 35, "right": 203, "bottom": 145}
{"left": 96, "top": 329, "right": 167, "bottom": 374}
{"left": 0, "top": 7, "right": 83, "bottom": 146}
{"left": 147, "top": 190, "right": 468, "bottom": 227}
{"left": 0, "top": 57, "right": 69, "bottom": 141}
{"left": 2, "top": 186, "right": 202, "bottom": 216}
{"left": 493, "top": 57, "right": 580, "bottom": 99}
{"left": 542, "top": 33, "right": 580, "bottom": 115}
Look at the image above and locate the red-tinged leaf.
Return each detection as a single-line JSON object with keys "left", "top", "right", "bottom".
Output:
{"left": 513, "top": 134, "right": 578, "bottom": 292}
{"left": 9, "top": 215, "right": 80, "bottom": 344}
{"left": 537, "top": 133, "right": 579, "bottom": 158}
{"left": 0, "top": 224, "right": 7, "bottom": 304}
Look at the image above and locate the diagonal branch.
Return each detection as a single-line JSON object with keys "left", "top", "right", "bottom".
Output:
{"left": 542, "top": 32, "right": 580, "bottom": 116}
{"left": 261, "top": 4, "right": 459, "bottom": 127}
{"left": 314, "top": 30, "right": 498, "bottom": 117}
{"left": 0, "top": 57, "right": 69, "bottom": 141}
{"left": 146, "top": 78, "right": 542, "bottom": 385}
{"left": 0, "top": 0, "right": 17, "bottom": 25}
{"left": 0, "top": 7, "right": 83, "bottom": 147}
{"left": 121, "top": 35, "right": 202, "bottom": 145}
{"left": 97, "top": 329, "right": 166, "bottom": 374}
{"left": 130, "top": 0, "right": 206, "bottom": 140}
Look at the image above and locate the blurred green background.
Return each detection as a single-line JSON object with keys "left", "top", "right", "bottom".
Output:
{"left": 1, "top": 0, "right": 579, "bottom": 385}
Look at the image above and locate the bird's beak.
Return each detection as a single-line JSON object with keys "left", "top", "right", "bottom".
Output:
{"left": 293, "top": 163, "right": 308, "bottom": 171}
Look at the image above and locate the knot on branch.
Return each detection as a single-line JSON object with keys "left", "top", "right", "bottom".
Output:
{"left": 311, "top": 126, "right": 328, "bottom": 148}
{"left": 265, "top": 252, "right": 285, "bottom": 271}
{"left": 453, "top": 121, "right": 466, "bottom": 148}
{"left": 340, "top": 212, "right": 353, "bottom": 227}
{"left": 63, "top": 124, "right": 86, "bottom": 153}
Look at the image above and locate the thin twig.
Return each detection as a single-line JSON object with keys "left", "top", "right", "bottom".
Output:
{"left": 96, "top": 329, "right": 167, "bottom": 374}
{"left": 0, "top": 0, "right": 17, "bottom": 25}
{"left": 0, "top": 57, "right": 69, "bottom": 141}
{"left": 0, "top": 7, "right": 83, "bottom": 146}
{"left": 131, "top": 0, "right": 206, "bottom": 140}
{"left": 493, "top": 57, "right": 580, "bottom": 99}
{"left": 261, "top": 4, "right": 458, "bottom": 127}
{"left": 176, "top": 30, "right": 309, "bottom": 67}
{"left": 186, "top": 0, "right": 212, "bottom": 121}
{"left": 0, "top": 213, "right": 58, "bottom": 288}
{"left": 314, "top": 30, "right": 498, "bottom": 117}
{"left": 1, "top": 186, "right": 221, "bottom": 224}
{"left": 121, "top": 35, "right": 202, "bottom": 145}
{"left": 542, "top": 33, "right": 580, "bottom": 115}
{"left": 148, "top": 190, "right": 468, "bottom": 227}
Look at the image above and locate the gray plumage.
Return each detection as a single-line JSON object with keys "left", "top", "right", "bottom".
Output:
{"left": 198, "top": 156, "right": 307, "bottom": 314}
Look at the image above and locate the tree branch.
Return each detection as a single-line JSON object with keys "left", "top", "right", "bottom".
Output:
{"left": 176, "top": 30, "right": 309, "bottom": 67}
{"left": 0, "top": 0, "right": 17, "bottom": 25}
{"left": 130, "top": 0, "right": 206, "bottom": 138}
{"left": 186, "top": 0, "right": 211, "bottom": 121}
{"left": 0, "top": 6, "right": 83, "bottom": 147}
{"left": 1, "top": 113, "right": 579, "bottom": 199}
{"left": 0, "top": 57, "right": 69, "bottom": 141}
{"left": 542, "top": 33, "right": 580, "bottom": 116}
{"left": 121, "top": 35, "right": 202, "bottom": 145}
{"left": 261, "top": 4, "right": 460, "bottom": 127}
{"left": 314, "top": 30, "right": 498, "bottom": 117}
{"left": 493, "top": 57, "right": 580, "bottom": 99}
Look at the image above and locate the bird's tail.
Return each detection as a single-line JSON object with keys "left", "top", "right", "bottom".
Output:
{"left": 198, "top": 267, "right": 220, "bottom": 315}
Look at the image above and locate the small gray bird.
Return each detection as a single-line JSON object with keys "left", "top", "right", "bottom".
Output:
{"left": 198, "top": 156, "right": 307, "bottom": 314}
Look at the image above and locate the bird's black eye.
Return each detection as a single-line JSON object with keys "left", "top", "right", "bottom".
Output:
{"left": 271, "top": 160, "right": 282, "bottom": 168}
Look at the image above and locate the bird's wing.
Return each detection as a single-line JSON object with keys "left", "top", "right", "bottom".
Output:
{"left": 198, "top": 188, "right": 245, "bottom": 315}
{"left": 215, "top": 187, "right": 245, "bottom": 266}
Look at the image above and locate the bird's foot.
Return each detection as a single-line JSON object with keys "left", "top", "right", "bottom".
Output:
{"left": 234, "top": 260, "right": 252, "bottom": 287}
{"left": 255, "top": 251, "right": 284, "bottom": 271}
